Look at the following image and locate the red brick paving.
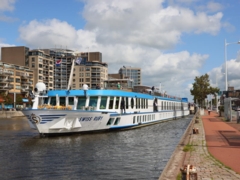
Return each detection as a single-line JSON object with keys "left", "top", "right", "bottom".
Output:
{"left": 202, "top": 110, "right": 240, "bottom": 174}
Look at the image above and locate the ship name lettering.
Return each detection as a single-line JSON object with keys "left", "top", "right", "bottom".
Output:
{"left": 79, "top": 117, "right": 92, "bottom": 121}
{"left": 94, "top": 116, "right": 103, "bottom": 121}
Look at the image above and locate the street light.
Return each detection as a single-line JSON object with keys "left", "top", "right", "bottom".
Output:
{"left": 224, "top": 39, "right": 240, "bottom": 91}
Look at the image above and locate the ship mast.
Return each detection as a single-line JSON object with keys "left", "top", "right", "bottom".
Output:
{"left": 67, "top": 58, "right": 76, "bottom": 91}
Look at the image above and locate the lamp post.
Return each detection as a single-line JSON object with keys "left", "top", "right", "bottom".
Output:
{"left": 224, "top": 39, "right": 240, "bottom": 91}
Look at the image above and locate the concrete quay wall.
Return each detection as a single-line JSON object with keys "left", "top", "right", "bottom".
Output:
{"left": 0, "top": 111, "right": 25, "bottom": 118}
{"left": 158, "top": 113, "right": 197, "bottom": 180}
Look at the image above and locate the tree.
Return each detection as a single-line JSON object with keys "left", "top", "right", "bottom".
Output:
{"left": 190, "top": 74, "right": 219, "bottom": 107}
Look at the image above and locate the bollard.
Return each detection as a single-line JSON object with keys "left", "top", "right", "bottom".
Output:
{"left": 195, "top": 128, "right": 199, "bottom": 134}
{"left": 192, "top": 128, "right": 199, "bottom": 134}
{"left": 192, "top": 128, "right": 196, "bottom": 134}
{"left": 180, "top": 164, "right": 197, "bottom": 180}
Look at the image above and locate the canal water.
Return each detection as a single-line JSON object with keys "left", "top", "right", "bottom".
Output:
{"left": 0, "top": 116, "right": 192, "bottom": 180}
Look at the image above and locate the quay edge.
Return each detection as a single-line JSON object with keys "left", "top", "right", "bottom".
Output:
{"left": 158, "top": 112, "right": 197, "bottom": 180}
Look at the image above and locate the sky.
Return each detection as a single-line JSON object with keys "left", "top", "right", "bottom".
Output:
{"left": 1, "top": 0, "right": 240, "bottom": 102}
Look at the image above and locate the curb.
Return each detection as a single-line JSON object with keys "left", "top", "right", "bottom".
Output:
{"left": 158, "top": 113, "right": 197, "bottom": 180}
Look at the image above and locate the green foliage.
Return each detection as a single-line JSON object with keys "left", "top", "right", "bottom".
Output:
{"left": 218, "top": 105, "right": 224, "bottom": 112}
{"left": 176, "top": 173, "right": 182, "bottom": 180}
{"left": 190, "top": 74, "right": 219, "bottom": 106}
{"left": 16, "top": 94, "right": 23, "bottom": 105}
{"left": 0, "top": 92, "right": 13, "bottom": 104}
{"left": 183, "top": 144, "right": 194, "bottom": 152}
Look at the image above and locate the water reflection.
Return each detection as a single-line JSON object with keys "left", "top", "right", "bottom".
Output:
{"left": 0, "top": 116, "right": 192, "bottom": 180}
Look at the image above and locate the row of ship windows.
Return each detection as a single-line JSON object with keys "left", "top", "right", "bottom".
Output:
{"left": 106, "top": 114, "right": 157, "bottom": 126}
{"left": 46, "top": 96, "right": 185, "bottom": 110}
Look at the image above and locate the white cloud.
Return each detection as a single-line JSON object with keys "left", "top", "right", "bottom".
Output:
{"left": 206, "top": 2, "right": 223, "bottom": 12}
{"left": 0, "top": 0, "right": 15, "bottom": 11}
{"left": 0, "top": 0, "right": 16, "bottom": 22}
{"left": 208, "top": 58, "right": 240, "bottom": 91}
{"left": 17, "top": 0, "right": 228, "bottom": 101}
{"left": 82, "top": 0, "right": 223, "bottom": 48}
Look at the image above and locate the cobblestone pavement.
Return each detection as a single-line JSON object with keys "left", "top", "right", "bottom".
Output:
{"left": 183, "top": 111, "right": 240, "bottom": 180}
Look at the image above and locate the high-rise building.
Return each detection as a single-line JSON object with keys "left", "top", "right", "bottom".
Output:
{"left": 0, "top": 61, "right": 34, "bottom": 108}
{"left": 73, "top": 52, "right": 108, "bottom": 89}
{"left": 119, "top": 66, "right": 141, "bottom": 86}
{"left": 1, "top": 46, "right": 108, "bottom": 90}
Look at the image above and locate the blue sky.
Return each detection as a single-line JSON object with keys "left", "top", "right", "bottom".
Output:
{"left": 1, "top": 0, "right": 240, "bottom": 101}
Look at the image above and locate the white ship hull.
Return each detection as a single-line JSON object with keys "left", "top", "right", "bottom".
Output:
{"left": 23, "top": 109, "right": 190, "bottom": 135}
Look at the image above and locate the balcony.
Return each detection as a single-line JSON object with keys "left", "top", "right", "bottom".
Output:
{"left": 21, "top": 88, "right": 29, "bottom": 92}
{"left": 21, "top": 73, "right": 30, "bottom": 79}
{"left": 0, "top": 70, "right": 13, "bottom": 76}
{"left": 0, "top": 78, "right": 12, "bottom": 82}
{"left": 0, "top": 84, "right": 13, "bottom": 90}
{"left": 21, "top": 81, "right": 31, "bottom": 85}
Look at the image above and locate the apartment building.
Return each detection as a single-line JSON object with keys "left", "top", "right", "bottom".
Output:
{"left": 73, "top": 52, "right": 108, "bottom": 89}
{"left": 0, "top": 61, "right": 33, "bottom": 108}
{"left": 119, "top": 66, "right": 141, "bottom": 86}
{"left": 1, "top": 46, "right": 108, "bottom": 91}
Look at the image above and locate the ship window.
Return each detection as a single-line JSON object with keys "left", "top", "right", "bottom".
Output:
{"left": 114, "top": 117, "right": 120, "bottom": 125}
{"left": 131, "top": 98, "right": 134, "bottom": 109}
{"left": 115, "top": 97, "right": 120, "bottom": 109}
{"left": 43, "top": 98, "right": 48, "bottom": 104}
{"left": 60, "top": 97, "right": 66, "bottom": 106}
{"left": 126, "top": 97, "right": 129, "bottom": 109}
{"left": 68, "top": 97, "right": 74, "bottom": 105}
{"left": 133, "top": 116, "right": 135, "bottom": 124}
{"left": 108, "top": 97, "right": 114, "bottom": 109}
{"left": 107, "top": 118, "right": 114, "bottom": 125}
{"left": 89, "top": 96, "right": 98, "bottom": 107}
{"left": 100, "top": 96, "right": 107, "bottom": 109}
{"left": 77, "top": 96, "right": 86, "bottom": 109}
{"left": 137, "top": 116, "right": 139, "bottom": 123}
{"left": 50, "top": 97, "right": 56, "bottom": 106}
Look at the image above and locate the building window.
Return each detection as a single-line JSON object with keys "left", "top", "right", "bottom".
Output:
{"left": 39, "top": 64, "right": 43, "bottom": 68}
{"left": 15, "top": 78, "right": 21, "bottom": 83}
{"left": 32, "top": 58, "right": 35, "bottom": 62}
{"left": 32, "top": 63, "right": 35, "bottom": 68}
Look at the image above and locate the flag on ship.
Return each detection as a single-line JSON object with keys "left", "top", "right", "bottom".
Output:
{"left": 76, "top": 57, "right": 82, "bottom": 65}
{"left": 56, "top": 59, "right": 61, "bottom": 66}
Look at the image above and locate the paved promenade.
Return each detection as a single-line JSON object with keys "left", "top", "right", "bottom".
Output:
{"left": 159, "top": 110, "right": 240, "bottom": 180}
{"left": 184, "top": 110, "right": 240, "bottom": 179}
